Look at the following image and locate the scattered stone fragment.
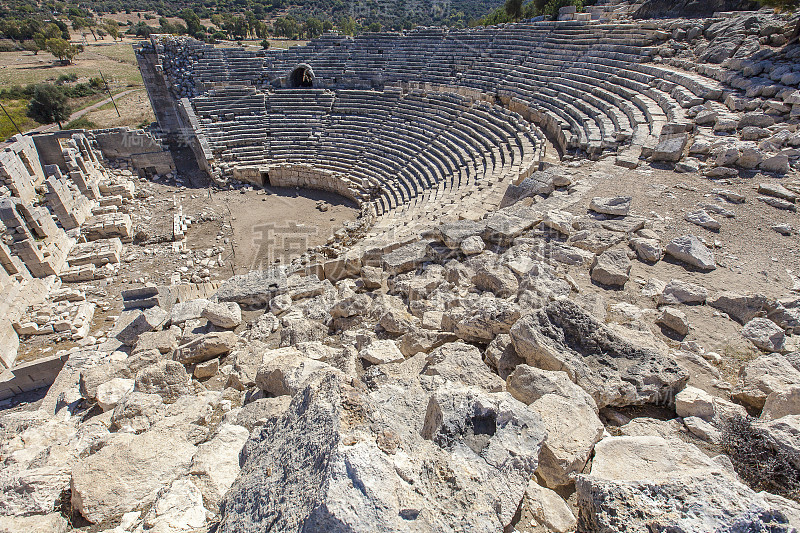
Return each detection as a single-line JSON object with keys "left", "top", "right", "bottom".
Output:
{"left": 685, "top": 209, "right": 721, "bottom": 230}
{"left": 742, "top": 317, "right": 786, "bottom": 353}
{"left": 657, "top": 307, "right": 689, "bottom": 335}
{"left": 665, "top": 235, "right": 716, "bottom": 270}
{"left": 591, "top": 249, "right": 631, "bottom": 287}
{"left": 589, "top": 196, "right": 632, "bottom": 216}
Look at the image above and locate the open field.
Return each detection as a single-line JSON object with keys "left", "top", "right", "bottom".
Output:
{"left": 0, "top": 39, "right": 143, "bottom": 88}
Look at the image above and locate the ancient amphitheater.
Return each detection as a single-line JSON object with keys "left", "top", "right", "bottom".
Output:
{"left": 2, "top": 6, "right": 800, "bottom": 533}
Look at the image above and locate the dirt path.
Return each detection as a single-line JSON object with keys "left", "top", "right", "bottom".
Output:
{"left": 25, "top": 88, "right": 140, "bottom": 133}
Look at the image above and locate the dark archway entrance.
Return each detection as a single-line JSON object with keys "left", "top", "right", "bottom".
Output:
{"left": 289, "top": 65, "right": 314, "bottom": 88}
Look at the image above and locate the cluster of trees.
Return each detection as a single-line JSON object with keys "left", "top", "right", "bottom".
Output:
{"left": 474, "top": 0, "right": 588, "bottom": 25}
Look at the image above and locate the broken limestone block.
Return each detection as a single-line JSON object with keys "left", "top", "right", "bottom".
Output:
{"left": 96, "top": 377, "right": 135, "bottom": 412}
{"left": 742, "top": 317, "right": 786, "bottom": 353}
{"left": 359, "top": 339, "right": 405, "bottom": 365}
{"left": 665, "top": 235, "right": 716, "bottom": 270}
{"left": 589, "top": 196, "right": 631, "bottom": 216}
{"left": 657, "top": 307, "right": 689, "bottom": 336}
{"left": 174, "top": 331, "right": 239, "bottom": 365}
{"left": 510, "top": 299, "right": 688, "bottom": 408}
{"left": 70, "top": 429, "right": 196, "bottom": 524}
{"left": 590, "top": 248, "right": 631, "bottom": 287}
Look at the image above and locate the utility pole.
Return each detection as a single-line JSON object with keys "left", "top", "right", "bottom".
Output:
{"left": 99, "top": 70, "right": 121, "bottom": 117}
{"left": 0, "top": 101, "right": 23, "bottom": 136}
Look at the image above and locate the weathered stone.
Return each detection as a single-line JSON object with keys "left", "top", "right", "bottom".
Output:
{"left": 201, "top": 301, "right": 242, "bottom": 329}
{"left": 422, "top": 341, "right": 505, "bottom": 392}
{"left": 360, "top": 339, "right": 405, "bottom": 365}
{"left": 96, "top": 377, "right": 134, "bottom": 412}
{"left": 190, "top": 423, "right": 250, "bottom": 506}
{"left": 576, "top": 436, "right": 795, "bottom": 531}
{"left": 531, "top": 393, "right": 604, "bottom": 488}
{"left": 659, "top": 279, "right": 708, "bottom": 305}
{"left": 665, "top": 235, "right": 716, "bottom": 270}
{"left": 506, "top": 364, "right": 595, "bottom": 409}
{"left": 436, "top": 220, "right": 486, "bottom": 249}
{"left": 685, "top": 209, "right": 721, "bottom": 230}
{"left": 256, "top": 348, "right": 340, "bottom": 396}
{"left": 675, "top": 386, "right": 746, "bottom": 421}
{"left": 110, "top": 391, "right": 164, "bottom": 433}
{"left": 591, "top": 249, "right": 631, "bottom": 287}
{"left": 142, "top": 479, "right": 207, "bottom": 533}
{"left": 448, "top": 296, "right": 521, "bottom": 343}
{"left": 518, "top": 481, "right": 576, "bottom": 533}
{"left": 381, "top": 240, "right": 431, "bottom": 274}
{"left": 174, "top": 331, "right": 238, "bottom": 364}
{"left": 134, "top": 360, "right": 189, "bottom": 402}
{"left": 652, "top": 133, "right": 688, "bottom": 162}
{"left": 460, "top": 235, "right": 485, "bottom": 255}
{"left": 509, "top": 299, "right": 688, "bottom": 408}
{"left": 0, "top": 514, "right": 69, "bottom": 533}
{"left": 742, "top": 317, "right": 786, "bottom": 353}
{"left": 472, "top": 264, "right": 519, "bottom": 297}
{"left": 589, "top": 196, "right": 631, "bottom": 216}
{"left": 485, "top": 333, "right": 524, "bottom": 380}
{"left": 541, "top": 210, "right": 575, "bottom": 235}
{"left": 732, "top": 353, "right": 800, "bottom": 409}
{"left": 657, "top": 307, "right": 689, "bottom": 335}
{"left": 759, "top": 183, "right": 799, "bottom": 202}
{"left": 117, "top": 307, "right": 169, "bottom": 346}
{"left": 708, "top": 291, "right": 772, "bottom": 324}
{"left": 629, "top": 237, "right": 663, "bottom": 263}
{"left": 169, "top": 299, "right": 209, "bottom": 325}
{"left": 214, "top": 268, "right": 287, "bottom": 307}
{"left": 71, "top": 429, "right": 196, "bottom": 524}
{"left": 762, "top": 385, "right": 800, "bottom": 420}
{"left": 194, "top": 359, "right": 219, "bottom": 379}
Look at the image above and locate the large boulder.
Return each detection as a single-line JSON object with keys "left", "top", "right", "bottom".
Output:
{"left": 174, "top": 331, "right": 239, "bottom": 364}
{"left": 219, "top": 375, "right": 545, "bottom": 532}
{"left": 422, "top": 341, "right": 505, "bottom": 392}
{"left": 134, "top": 360, "right": 189, "bottom": 402}
{"left": 732, "top": 353, "right": 800, "bottom": 409}
{"left": 255, "top": 348, "right": 341, "bottom": 396}
{"left": 530, "top": 393, "right": 604, "bottom": 489}
{"left": 576, "top": 435, "right": 796, "bottom": 532}
{"left": 70, "top": 429, "right": 196, "bottom": 524}
{"left": 214, "top": 268, "right": 287, "bottom": 307}
{"left": 510, "top": 299, "right": 688, "bottom": 408}
{"left": 142, "top": 479, "right": 208, "bottom": 533}
{"left": 190, "top": 424, "right": 250, "bottom": 507}
{"left": 742, "top": 317, "right": 786, "bottom": 353}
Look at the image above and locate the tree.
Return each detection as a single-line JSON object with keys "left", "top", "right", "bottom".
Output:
{"left": 22, "top": 40, "right": 40, "bottom": 55}
{"left": 103, "top": 20, "right": 120, "bottom": 41}
{"left": 45, "top": 38, "right": 82, "bottom": 64}
{"left": 181, "top": 9, "right": 203, "bottom": 37}
{"left": 757, "top": 0, "right": 798, "bottom": 9}
{"left": 260, "top": 38, "right": 270, "bottom": 49}
{"left": 303, "top": 17, "right": 324, "bottom": 39}
{"left": 27, "top": 84, "right": 71, "bottom": 129}
{"left": 505, "top": 0, "right": 524, "bottom": 19}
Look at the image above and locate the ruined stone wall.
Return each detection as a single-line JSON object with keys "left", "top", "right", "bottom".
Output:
{"left": 234, "top": 164, "right": 362, "bottom": 204}
{"left": 92, "top": 127, "right": 177, "bottom": 176}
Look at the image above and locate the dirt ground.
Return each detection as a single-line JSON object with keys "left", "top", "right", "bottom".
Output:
{"left": 80, "top": 89, "right": 155, "bottom": 129}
